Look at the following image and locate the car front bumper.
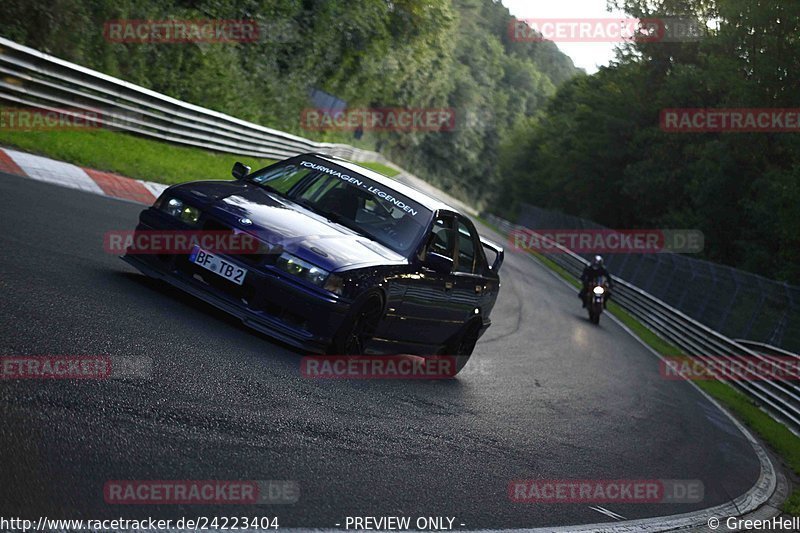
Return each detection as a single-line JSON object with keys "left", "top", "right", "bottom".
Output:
{"left": 121, "top": 219, "right": 351, "bottom": 354}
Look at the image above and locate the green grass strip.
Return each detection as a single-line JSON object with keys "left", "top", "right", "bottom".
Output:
{"left": 358, "top": 161, "right": 401, "bottom": 177}
{"left": 0, "top": 129, "right": 278, "bottom": 186}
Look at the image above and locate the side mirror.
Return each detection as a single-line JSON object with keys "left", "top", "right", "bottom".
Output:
{"left": 232, "top": 162, "right": 251, "bottom": 180}
{"left": 424, "top": 252, "right": 454, "bottom": 274}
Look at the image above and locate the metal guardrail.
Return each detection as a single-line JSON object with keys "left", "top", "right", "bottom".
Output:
{"left": 484, "top": 213, "right": 800, "bottom": 436}
{"left": 516, "top": 203, "right": 799, "bottom": 354}
{"left": 0, "top": 36, "right": 386, "bottom": 163}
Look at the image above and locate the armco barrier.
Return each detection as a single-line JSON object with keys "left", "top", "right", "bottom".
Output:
{"left": 484, "top": 213, "right": 800, "bottom": 436}
{"left": 0, "top": 36, "right": 384, "bottom": 162}
{"left": 515, "top": 203, "right": 799, "bottom": 355}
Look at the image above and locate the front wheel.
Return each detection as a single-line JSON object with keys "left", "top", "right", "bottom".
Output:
{"left": 329, "top": 293, "right": 384, "bottom": 355}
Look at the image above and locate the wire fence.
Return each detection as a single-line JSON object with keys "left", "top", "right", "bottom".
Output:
{"left": 515, "top": 203, "right": 800, "bottom": 354}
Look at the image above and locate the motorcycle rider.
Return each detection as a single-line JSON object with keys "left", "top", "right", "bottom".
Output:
{"left": 579, "top": 255, "right": 612, "bottom": 308}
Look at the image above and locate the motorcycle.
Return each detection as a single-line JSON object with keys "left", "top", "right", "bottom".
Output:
{"left": 585, "top": 276, "right": 608, "bottom": 325}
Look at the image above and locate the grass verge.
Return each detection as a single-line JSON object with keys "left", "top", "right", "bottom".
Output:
{"left": 357, "top": 161, "right": 401, "bottom": 177}
{"left": 479, "top": 217, "right": 800, "bottom": 516}
{"left": 0, "top": 129, "right": 278, "bottom": 185}
{"left": 0, "top": 128, "right": 399, "bottom": 185}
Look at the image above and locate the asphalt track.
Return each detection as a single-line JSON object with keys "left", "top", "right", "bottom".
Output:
{"left": 0, "top": 171, "right": 765, "bottom": 529}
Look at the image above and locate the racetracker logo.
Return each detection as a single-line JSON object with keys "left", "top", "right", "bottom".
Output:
{"left": 0, "top": 107, "right": 102, "bottom": 131}
{"left": 300, "top": 355, "right": 460, "bottom": 379}
{"left": 104, "top": 480, "right": 299, "bottom": 504}
{"left": 510, "top": 18, "right": 661, "bottom": 43}
{"left": 660, "top": 356, "right": 800, "bottom": 381}
{"left": 0, "top": 356, "right": 151, "bottom": 379}
{"left": 300, "top": 108, "right": 456, "bottom": 132}
{"left": 104, "top": 230, "right": 264, "bottom": 255}
{"left": 509, "top": 479, "right": 703, "bottom": 504}
{"left": 661, "top": 108, "right": 800, "bottom": 133}
{"left": 509, "top": 17, "right": 704, "bottom": 43}
{"left": 509, "top": 229, "right": 704, "bottom": 254}
{"left": 103, "top": 19, "right": 260, "bottom": 43}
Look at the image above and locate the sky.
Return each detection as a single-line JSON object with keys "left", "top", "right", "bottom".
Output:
{"left": 502, "top": 0, "right": 630, "bottom": 74}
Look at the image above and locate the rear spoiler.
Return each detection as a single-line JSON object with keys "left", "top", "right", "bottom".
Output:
{"left": 480, "top": 237, "right": 504, "bottom": 272}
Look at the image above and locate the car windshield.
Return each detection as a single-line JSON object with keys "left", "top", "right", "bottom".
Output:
{"left": 249, "top": 161, "right": 433, "bottom": 256}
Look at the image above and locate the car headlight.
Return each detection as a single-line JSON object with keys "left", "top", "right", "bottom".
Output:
{"left": 593, "top": 286, "right": 605, "bottom": 295}
{"left": 156, "top": 196, "right": 200, "bottom": 225}
{"left": 276, "top": 252, "right": 332, "bottom": 288}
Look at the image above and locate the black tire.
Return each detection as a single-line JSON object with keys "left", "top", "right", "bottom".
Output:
{"left": 443, "top": 320, "right": 482, "bottom": 375}
{"left": 590, "top": 310, "right": 601, "bottom": 325}
{"left": 329, "top": 293, "right": 384, "bottom": 355}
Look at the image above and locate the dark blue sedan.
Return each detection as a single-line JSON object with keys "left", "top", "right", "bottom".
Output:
{"left": 123, "top": 153, "right": 503, "bottom": 373}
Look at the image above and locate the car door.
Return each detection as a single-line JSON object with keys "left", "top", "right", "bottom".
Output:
{"left": 390, "top": 213, "right": 463, "bottom": 347}
{"left": 450, "top": 216, "right": 489, "bottom": 325}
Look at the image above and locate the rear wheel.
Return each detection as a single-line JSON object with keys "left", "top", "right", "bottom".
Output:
{"left": 443, "top": 320, "right": 482, "bottom": 375}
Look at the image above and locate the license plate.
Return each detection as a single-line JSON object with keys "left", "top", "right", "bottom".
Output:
{"left": 189, "top": 247, "right": 247, "bottom": 285}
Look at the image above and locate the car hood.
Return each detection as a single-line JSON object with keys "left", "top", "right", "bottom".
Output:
{"left": 169, "top": 180, "right": 407, "bottom": 271}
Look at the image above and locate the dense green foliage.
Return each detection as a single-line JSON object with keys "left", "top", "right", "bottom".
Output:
{"left": 496, "top": 0, "right": 800, "bottom": 281}
{"left": 0, "top": 0, "right": 578, "bottom": 206}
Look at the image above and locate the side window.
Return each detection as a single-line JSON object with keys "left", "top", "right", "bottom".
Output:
{"left": 429, "top": 216, "right": 455, "bottom": 259}
{"left": 455, "top": 219, "right": 479, "bottom": 274}
{"left": 363, "top": 198, "right": 379, "bottom": 213}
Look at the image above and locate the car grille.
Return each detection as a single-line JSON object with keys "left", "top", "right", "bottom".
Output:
{"left": 201, "top": 217, "right": 278, "bottom": 267}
